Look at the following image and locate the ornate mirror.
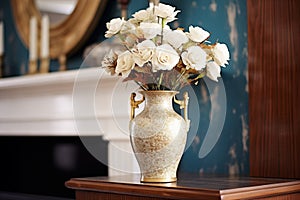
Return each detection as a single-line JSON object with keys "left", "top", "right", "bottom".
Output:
{"left": 34, "top": 0, "right": 78, "bottom": 25}
{"left": 11, "top": 0, "right": 108, "bottom": 59}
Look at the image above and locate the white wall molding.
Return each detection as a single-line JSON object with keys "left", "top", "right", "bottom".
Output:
{"left": 0, "top": 68, "right": 139, "bottom": 175}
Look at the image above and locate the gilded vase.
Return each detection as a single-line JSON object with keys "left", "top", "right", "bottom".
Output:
{"left": 129, "top": 90, "right": 190, "bottom": 183}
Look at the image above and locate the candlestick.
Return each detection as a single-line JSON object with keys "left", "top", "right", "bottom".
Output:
{"left": 29, "top": 17, "right": 37, "bottom": 74}
{"left": 149, "top": 2, "right": 154, "bottom": 8}
{"left": 40, "top": 15, "right": 50, "bottom": 73}
{"left": 118, "top": 0, "right": 130, "bottom": 19}
{"left": 59, "top": 54, "right": 67, "bottom": 71}
{"left": 40, "top": 57, "right": 50, "bottom": 73}
{"left": 153, "top": 0, "right": 160, "bottom": 5}
{"left": 0, "top": 21, "right": 3, "bottom": 56}
{"left": 28, "top": 59, "right": 37, "bottom": 74}
{"left": 41, "top": 15, "right": 49, "bottom": 58}
{"left": 29, "top": 17, "right": 37, "bottom": 61}
{"left": 0, "top": 21, "right": 4, "bottom": 77}
{"left": 149, "top": 0, "right": 159, "bottom": 7}
{"left": 0, "top": 55, "right": 3, "bottom": 78}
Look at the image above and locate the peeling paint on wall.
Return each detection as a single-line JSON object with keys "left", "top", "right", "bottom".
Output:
{"left": 177, "top": 0, "right": 248, "bottom": 176}
{"left": 209, "top": 86, "right": 221, "bottom": 122}
{"left": 229, "top": 144, "right": 237, "bottom": 159}
{"left": 227, "top": 1, "right": 239, "bottom": 62}
{"left": 210, "top": 0, "right": 217, "bottom": 12}
{"left": 244, "top": 66, "right": 249, "bottom": 92}
{"left": 228, "top": 162, "right": 240, "bottom": 175}
{"left": 192, "top": 1, "right": 197, "bottom": 8}
{"left": 241, "top": 114, "right": 248, "bottom": 152}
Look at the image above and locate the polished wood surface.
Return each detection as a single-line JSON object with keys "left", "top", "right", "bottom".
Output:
{"left": 248, "top": 0, "right": 300, "bottom": 179}
{"left": 65, "top": 175, "right": 300, "bottom": 200}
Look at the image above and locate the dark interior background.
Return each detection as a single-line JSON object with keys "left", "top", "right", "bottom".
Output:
{"left": 0, "top": 136, "right": 108, "bottom": 199}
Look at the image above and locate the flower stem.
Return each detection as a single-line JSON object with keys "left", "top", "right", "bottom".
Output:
{"left": 158, "top": 72, "right": 164, "bottom": 90}
{"left": 160, "top": 18, "right": 166, "bottom": 44}
{"left": 135, "top": 81, "right": 148, "bottom": 91}
{"left": 172, "top": 69, "right": 186, "bottom": 90}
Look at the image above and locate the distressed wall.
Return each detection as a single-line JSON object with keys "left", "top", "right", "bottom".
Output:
{"left": 164, "top": 0, "right": 249, "bottom": 176}
{"left": 0, "top": 0, "right": 248, "bottom": 176}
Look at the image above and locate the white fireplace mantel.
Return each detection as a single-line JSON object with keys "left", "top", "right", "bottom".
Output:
{"left": 0, "top": 68, "right": 140, "bottom": 176}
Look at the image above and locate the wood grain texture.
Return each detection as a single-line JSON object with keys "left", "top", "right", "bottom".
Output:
{"left": 76, "top": 191, "right": 162, "bottom": 200}
{"left": 259, "top": 194, "right": 300, "bottom": 200}
{"left": 76, "top": 192, "right": 300, "bottom": 200}
{"left": 65, "top": 175, "right": 300, "bottom": 200}
{"left": 248, "top": 0, "right": 300, "bottom": 179}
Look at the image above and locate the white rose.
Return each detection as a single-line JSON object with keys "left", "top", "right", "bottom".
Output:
{"left": 186, "top": 26, "right": 210, "bottom": 43}
{"left": 165, "top": 29, "right": 189, "bottom": 49}
{"left": 120, "top": 21, "right": 135, "bottom": 35}
{"left": 154, "top": 3, "right": 180, "bottom": 23}
{"left": 132, "top": 8, "right": 156, "bottom": 22}
{"left": 115, "top": 51, "right": 135, "bottom": 77}
{"left": 133, "top": 9, "right": 149, "bottom": 21}
{"left": 105, "top": 18, "right": 125, "bottom": 38}
{"left": 132, "top": 40, "right": 156, "bottom": 67}
{"left": 152, "top": 44, "right": 180, "bottom": 72}
{"left": 212, "top": 43, "right": 230, "bottom": 67}
{"left": 206, "top": 61, "right": 221, "bottom": 82}
{"left": 181, "top": 46, "right": 207, "bottom": 70}
{"left": 163, "top": 25, "right": 172, "bottom": 34}
{"left": 102, "top": 50, "right": 118, "bottom": 75}
{"left": 165, "top": 9, "right": 180, "bottom": 23}
{"left": 139, "top": 22, "right": 161, "bottom": 39}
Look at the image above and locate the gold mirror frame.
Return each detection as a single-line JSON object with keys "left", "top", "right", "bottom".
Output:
{"left": 11, "top": 0, "right": 108, "bottom": 59}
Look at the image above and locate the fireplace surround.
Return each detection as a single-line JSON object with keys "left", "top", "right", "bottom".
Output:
{"left": 0, "top": 68, "right": 139, "bottom": 198}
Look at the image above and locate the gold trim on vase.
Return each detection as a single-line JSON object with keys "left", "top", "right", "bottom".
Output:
{"left": 130, "top": 92, "right": 145, "bottom": 120}
{"left": 141, "top": 176, "right": 177, "bottom": 183}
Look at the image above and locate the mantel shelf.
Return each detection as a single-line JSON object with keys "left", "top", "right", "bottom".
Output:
{"left": 0, "top": 68, "right": 117, "bottom": 90}
{"left": 0, "top": 67, "right": 129, "bottom": 136}
{"left": 0, "top": 67, "right": 140, "bottom": 176}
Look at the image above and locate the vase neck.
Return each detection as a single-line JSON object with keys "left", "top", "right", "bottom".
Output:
{"left": 140, "top": 91, "right": 178, "bottom": 110}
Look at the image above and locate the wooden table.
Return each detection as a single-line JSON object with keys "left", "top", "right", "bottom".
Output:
{"left": 65, "top": 175, "right": 300, "bottom": 200}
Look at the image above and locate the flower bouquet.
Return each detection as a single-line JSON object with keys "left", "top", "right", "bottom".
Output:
{"left": 102, "top": 3, "right": 230, "bottom": 91}
{"left": 101, "top": 3, "right": 230, "bottom": 183}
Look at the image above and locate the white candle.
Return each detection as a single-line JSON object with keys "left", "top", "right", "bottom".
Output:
{"left": 29, "top": 17, "right": 37, "bottom": 60}
{"left": 0, "top": 21, "right": 3, "bottom": 55}
{"left": 149, "top": 2, "right": 154, "bottom": 8}
{"left": 41, "top": 15, "right": 49, "bottom": 58}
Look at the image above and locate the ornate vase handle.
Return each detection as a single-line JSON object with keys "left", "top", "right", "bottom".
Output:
{"left": 130, "top": 93, "right": 145, "bottom": 120}
{"left": 174, "top": 92, "right": 190, "bottom": 123}
{"left": 130, "top": 91, "right": 190, "bottom": 124}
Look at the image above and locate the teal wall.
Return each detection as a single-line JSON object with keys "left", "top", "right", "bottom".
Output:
{"left": 0, "top": 0, "right": 248, "bottom": 175}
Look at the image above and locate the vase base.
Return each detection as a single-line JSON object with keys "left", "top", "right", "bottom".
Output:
{"left": 140, "top": 176, "right": 177, "bottom": 183}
